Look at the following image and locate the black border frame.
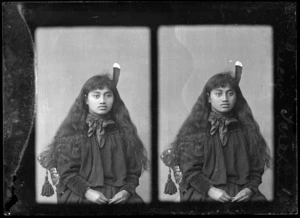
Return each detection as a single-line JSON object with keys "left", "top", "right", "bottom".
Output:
{"left": 3, "top": 1, "right": 297, "bottom": 215}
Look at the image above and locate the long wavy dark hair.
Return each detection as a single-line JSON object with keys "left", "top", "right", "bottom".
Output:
{"left": 171, "top": 72, "right": 271, "bottom": 168}
{"left": 40, "top": 74, "right": 149, "bottom": 172}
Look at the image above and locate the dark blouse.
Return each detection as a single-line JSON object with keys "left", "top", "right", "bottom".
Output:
{"left": 180, "top": 120, "right": 265, "bottom": 196}
{"left": 55, "top": 123, "right": 142, "bottom": 198}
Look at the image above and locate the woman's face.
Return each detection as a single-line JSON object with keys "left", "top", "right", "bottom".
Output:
{"left": 208, "top": 84, "right": 236, "bottom": 114}
{"left": 86, "top": 86, "right": 114, "bottom": 115}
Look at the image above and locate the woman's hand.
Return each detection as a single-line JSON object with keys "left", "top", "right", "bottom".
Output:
{"left": 108, "top": 190, "right": 130, "bottom": 204}
{"left": 231, "top": 188, "right": 253, "bottom": 202}
{"left": 84, "top": 188, "right": 109, "bottom": 204}
{"left": 207, "top": 186, "right": 231, "bottom": 203}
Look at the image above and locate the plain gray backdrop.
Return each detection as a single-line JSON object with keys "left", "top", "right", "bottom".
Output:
{"left": 35, "top": 25, "right": 274, "bottom": 204}
{"left": 158, "top": 26, "right": 274, "bottom": 202}
{"left": 35, "top": 27, "right": 151, "bottom": 203}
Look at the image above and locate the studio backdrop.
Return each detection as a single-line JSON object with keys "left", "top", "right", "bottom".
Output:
{"left": 35, "top": 27, "right": 151, "bottom": 203}
{"left": 158, "top": 26, "right": 274, "bottom": 202}
{"left": 35, "top": 25, "right": 274, "bottom": 204}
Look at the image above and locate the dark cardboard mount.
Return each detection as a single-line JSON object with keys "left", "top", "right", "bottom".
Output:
{"left": 3, "top": 2, "right": 297, "bottom": 215}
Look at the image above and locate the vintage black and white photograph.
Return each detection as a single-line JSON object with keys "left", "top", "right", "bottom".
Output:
{"left": 35, "top": 27, "right": 151, "bottom": 204}
{"left": 3, "top": 1, "right": 297, "bottom": 216}
{"left": 158, "top": 26, "right": 274, "bottom": 203}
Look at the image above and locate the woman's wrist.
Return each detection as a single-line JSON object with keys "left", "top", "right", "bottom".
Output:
{"left": 84, "top": 187, "right": 91, "bottom": 198}
{"left": 207, "top": 185, "right": 215, "bottom": 196}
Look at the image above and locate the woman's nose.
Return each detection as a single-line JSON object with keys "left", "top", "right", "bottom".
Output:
{"left": 99, "top": 95, "right": 105, "bottom": 103}
{"left": 222, "top": 94, "right": 228, "bottom": 101}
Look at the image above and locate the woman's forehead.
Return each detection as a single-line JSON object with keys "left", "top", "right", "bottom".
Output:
{"left": 89, "top": 86, "right": 112, "bottom": 93}
{"left": 211, "top": 84, "right": 234, "bottom": 91}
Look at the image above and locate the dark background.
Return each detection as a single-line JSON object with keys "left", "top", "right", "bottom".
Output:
{"left": 3, "top": 2, "right": 297, "bottom": 215}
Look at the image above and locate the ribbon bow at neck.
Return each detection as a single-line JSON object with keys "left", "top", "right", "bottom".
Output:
{"left": 208, "top": 111, "right": 238, "bottom": 146}
{"left": 86, "top": 113, "right": 115, "bottom": 148}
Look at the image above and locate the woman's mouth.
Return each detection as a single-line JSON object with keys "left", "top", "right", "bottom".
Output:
{"left": 221, "top": 104, "right": 229, "bottom": 107}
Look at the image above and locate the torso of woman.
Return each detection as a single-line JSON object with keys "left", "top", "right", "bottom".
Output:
{"left": 55, "top": 124, "right": 143, "bottom": 204}
{"left": 179, "top": 121, "right": 267, "bottom": 202}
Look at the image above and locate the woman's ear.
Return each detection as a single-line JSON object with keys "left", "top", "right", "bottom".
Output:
{"left": 84, "top": 94, "right": 89, "bottom": 105}
{"left": 207, "top": 92, "right": 211, "bottom": 103}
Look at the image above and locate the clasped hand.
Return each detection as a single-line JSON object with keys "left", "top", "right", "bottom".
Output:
{"left": 85, "top": 189, "right": 130, "bottom": 205}
{"left": 231, "top": 188, "right": 253, "bottom": 202}
{"left": 208, "top": 187, "right": 253, "bottom": 203}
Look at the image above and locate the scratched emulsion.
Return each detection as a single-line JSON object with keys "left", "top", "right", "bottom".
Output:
{"left": 2, "top": 2, "right": 297, "bottom": 215}
{"left": 274, "top": 11, "right": 297, "bottom": 213}
{"left": 3, "top": 2, "right": 35, "bottom": 214}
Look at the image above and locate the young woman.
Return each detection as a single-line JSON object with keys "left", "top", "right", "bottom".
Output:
{"left": 38, "top": 63, "right": 149, "bottom": 204}
{"left": 161, "top": 62, "right": 271, "bottom": 202}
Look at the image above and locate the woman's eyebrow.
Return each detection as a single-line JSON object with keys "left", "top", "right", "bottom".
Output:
{"left": 90, "top": 90, "right": 113, "bottom": 94}
{"left": 91, "top": 90, "right": 101, "bottom": 94}
{"left": 104, "top": 91, "right": 113, "bottom": 94}
{"left": 226, "top": 88, "right": 235, "bottom": 92}
{"left": 213, "top": 88, "right": 223, "bottom": 91}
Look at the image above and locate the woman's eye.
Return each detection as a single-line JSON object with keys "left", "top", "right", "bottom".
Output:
{"left": 216, "top": 92, "right": 222, "bottom": 96}
{"left": 106, "top": 94, "right": 113, "bottom": 98}
{"left": 94, "top": 95, "right": 100, "bottom": 98}
{"left": 228, "top": 92, "right": 235, "bottom": 96}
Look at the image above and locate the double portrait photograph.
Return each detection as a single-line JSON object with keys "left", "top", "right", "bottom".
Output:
{"left": 3, "top": 2, "right": 296, "bottom": 215}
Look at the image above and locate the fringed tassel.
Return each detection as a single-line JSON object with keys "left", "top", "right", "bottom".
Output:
{"left": 164, "top": 168, "right": 177, "bottom": 195}
{"left": 41, "top": 169, "right": 54, "bottom": 197}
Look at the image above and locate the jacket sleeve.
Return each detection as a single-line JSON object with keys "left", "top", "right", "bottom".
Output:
{"left": 243, "top": 156, "right": 264, "bottom": 194}
{"left": 180, "top": 134, "right": 213, "bottom": 195}
{"left": 56, "top": 139, "right": 91, "bottom": 197}
{"left": 242, "top": 128, "right": 266, "bottom": 194}
{"left": 119, "top": 131, "right": 143, "bottom": 196}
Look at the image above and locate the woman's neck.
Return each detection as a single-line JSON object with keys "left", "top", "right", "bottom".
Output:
{"left": 88, "top": 109, "right": 111, "bottom": 120}
{"left": 210, "top": 107, "right": 232, "bottom": 118}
